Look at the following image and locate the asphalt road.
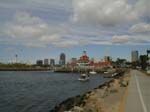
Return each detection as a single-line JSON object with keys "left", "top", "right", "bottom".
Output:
{"left": 125, "top": 70, "right": 150, "bottom": 112}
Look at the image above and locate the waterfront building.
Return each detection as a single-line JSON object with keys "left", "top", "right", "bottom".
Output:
{"left": 36, "top": 60, "right": 43, "bottom": 66}
{"left": 59, "top": 53, "right": 66, "bottom": 66}
{"left": 44, "top": 59, "right": 49, "bottom": 66}
{"left": 69, "top": 58, "right": 77, "bottom": 67}
{"left": 50, "top": 59, "right": 55, "bottom": 66}
{"left": 131, "top": 51, "right": 139, "bottom": 62}
{"left": 71, "top": 58, "right": 77, "bottom": 63}
{"left": 77, "top": 51, "right": 90, "bottom": 67}
{"left": 67, "top": 51, "right": 112, "bottom": 69}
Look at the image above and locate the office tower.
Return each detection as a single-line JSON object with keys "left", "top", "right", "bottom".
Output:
{"left": 131, "top": 51, "right": 139, "bottom": 62}
{"left": 59, "top": 53, "right": 66, "bottom": 66}
{"left": 36, "top": 60, "right": 43, "bottom": 66}
{"left": 44, "top": 59, "right": 49, "bottom": 66}
{"left": 50, "top": 59, "right": 55, "bottom": 66}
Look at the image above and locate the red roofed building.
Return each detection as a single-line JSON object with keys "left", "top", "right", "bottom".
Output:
{"left": 78, "top": 51, "right": 89, "bottom": 63}
{"left": 68, "top": 51, "right": 112, "bottom": 68}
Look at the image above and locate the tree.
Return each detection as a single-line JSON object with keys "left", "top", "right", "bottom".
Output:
{"left": 140, "top": 55, "right": 148, "bottom": 70}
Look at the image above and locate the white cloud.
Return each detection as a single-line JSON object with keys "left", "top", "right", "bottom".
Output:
{"left": 112, "top": 35, "right": 130, "bottom": 44}
{"left": 1, "top": 0, "right": 150, "bottom": 48}
{"left": 52, "top": 40, "right": 79, "bottom": 48}
{"left": 3, "top": 11, "right": 72, "bottom": 47}
{"left": 4, "top": 11, "right": 48, "bottom": 39}
{"left": 111, "top": 34, "right": 150, "bottom": 45}
{"left": 40, "top": 34, "right": 61, "bottom": 42}
{"left": 134, "top": 0, "right": 150, "bottom": 18}
{"left": 72, "top": 0, "right": 138, "bottom": 26}
{"left": 130, "top": 23, "right": 150, "bottom": 33}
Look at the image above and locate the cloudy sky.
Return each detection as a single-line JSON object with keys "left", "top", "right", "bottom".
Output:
{"left": 0, "top": 0, "right": 149, "bottom": 63}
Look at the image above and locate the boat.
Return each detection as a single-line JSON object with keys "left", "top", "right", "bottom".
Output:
{"left": 104, "top": 71, "right": 109, "bottom": 74}
{"left": 78, "top": 74, "right": 89, "bottom": 81}
{"left": 89, "top": 67, "right": 97, "bottom": 75}
{"left": 112, "top": 72, "right": 118, "bottom": 77}
{"left": 103, "top": 72, "right": 118, "bottom": 78}
{"left": 89, "top": 71, "right": 97, "bottom": 75}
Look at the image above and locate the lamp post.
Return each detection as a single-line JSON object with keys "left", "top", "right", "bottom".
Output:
{"left": 15, "top": 54, "right": 18, "bottom": 63}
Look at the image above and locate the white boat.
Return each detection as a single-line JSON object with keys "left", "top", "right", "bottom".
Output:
{"left": 89, "top": 71, "right": 97, "bottom": 75}
{"left": 78, "top": 74, "right": 89, "bottom": 81}
{"left": 104, "top": 71, "right": 109, "bottom": 74}
{"left": 112, "top": 73, "right": 118, "bottom": 77}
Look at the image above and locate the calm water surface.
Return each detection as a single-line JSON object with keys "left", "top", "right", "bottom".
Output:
{"left": 0, "top": 71, "right": 110, "bottom": 112}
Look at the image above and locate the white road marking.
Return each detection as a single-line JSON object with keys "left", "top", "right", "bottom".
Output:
{"left": 134, "top": 73, "right": 148, "bottom": 112}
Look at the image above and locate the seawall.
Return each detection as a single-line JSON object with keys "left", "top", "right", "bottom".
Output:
{"left": 50, "top": 71, "right": 125, "bottom": 112}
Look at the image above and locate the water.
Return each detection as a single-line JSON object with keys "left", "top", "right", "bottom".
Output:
{"left": 0, "top": 71, "right": 110, "bottom": 112}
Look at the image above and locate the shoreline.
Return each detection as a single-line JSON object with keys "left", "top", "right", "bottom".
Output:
{"left": 0, "top": 68, "right": 124, "bottom": 74}
{"left": 50, "top": 79, "right": 114, "bottom": 112}
{"left": 0, "top": 68, "right": 52, "bottom": 71}
{"left": 50, "top": 70, "right": 128, "bottom": 112}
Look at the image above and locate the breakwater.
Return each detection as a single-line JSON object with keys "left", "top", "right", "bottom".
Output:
{"left": 50, "top": 71, "right": 125, "bottom": 112}
{"left": 50, "top": 80, "right": 114, "bottom": 112}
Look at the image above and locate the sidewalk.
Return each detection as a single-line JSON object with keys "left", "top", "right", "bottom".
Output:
{"left": 125, "top": 70, "right": 150, "bottom": 112}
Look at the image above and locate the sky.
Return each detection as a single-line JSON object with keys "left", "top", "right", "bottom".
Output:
{"left": 0, "top": 0, "right": 149, "bottom": 64}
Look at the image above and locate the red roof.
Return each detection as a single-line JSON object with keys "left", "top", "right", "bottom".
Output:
{"left": 78, "top": 55, "right": 89, "bottom": 63}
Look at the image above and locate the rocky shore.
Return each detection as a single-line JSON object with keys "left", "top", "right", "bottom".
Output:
{"left": 50, "top": 70, "right": 130, "bottom": 112}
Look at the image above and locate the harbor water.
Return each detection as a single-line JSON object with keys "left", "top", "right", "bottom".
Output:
{"left": 0, "top": 71, "right": 110, "bottom": 112}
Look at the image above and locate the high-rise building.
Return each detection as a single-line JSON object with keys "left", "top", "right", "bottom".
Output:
{"left": 131, "top": 51, "right": 139, "bottom": 62}
{"left": 50, "top": 59, "right": 55, "bottom": 66}
{"left": 59, "top": 53, "right": 66, "bottom": 66}
{"left": 36, "top": 60, "right": 43, "bottom": 66}
{"left": 44, "top": 59, "right": 49, "bottom": 66}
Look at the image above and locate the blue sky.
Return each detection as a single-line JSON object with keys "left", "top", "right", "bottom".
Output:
{"left": 0, "top": 0, "right": 149, "bottom": 64}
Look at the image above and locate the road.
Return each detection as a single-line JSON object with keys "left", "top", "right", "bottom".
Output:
{"left": 125, "top": 70, "right": 150, "bottom": 112}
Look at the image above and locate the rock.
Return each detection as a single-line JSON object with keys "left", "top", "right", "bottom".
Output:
{"left": 120, "top": 80, "right": 128, "bottom": 87}
{"left": 109, "top": 79, "right": 119, "bottom": 93}
{"left": 84, "top": 107, "right": 97, "bottom": 112}
{"left": 71, "top": 106, "right": 84, "bottom": 112}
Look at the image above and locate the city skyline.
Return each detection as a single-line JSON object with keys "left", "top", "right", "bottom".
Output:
{"left": 0, "top": 45, "right": 149, "bottom": 64}
{"left": 0, "top": 0, "right": 150, "bottom": 63}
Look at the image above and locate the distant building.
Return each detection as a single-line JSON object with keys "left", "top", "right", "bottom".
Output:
{"left": 36, "top": 60, "right": 43, "bottom": 66}
{"left": 69, "top": 58, "right": 77, "bottom": 67}
{"left": 71, "top": 58, "right": 77, "bottom": 63}
{"left": 59, "top": 53, "right": 66, "bottom": 66}
{"left": 77, "top": 51, "right": 90, "bottom": 67}
{"left": 67, "top": 51, "right": 112, "bottom": 68}
{"left": 131, "top": 51, "right": 139, "bottom": 62}
{"left": 44, "top": 59, "right": 49, "bottom": 66}
{"left": 50, "top": 59, "right": 55, "bottom": 66}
